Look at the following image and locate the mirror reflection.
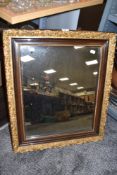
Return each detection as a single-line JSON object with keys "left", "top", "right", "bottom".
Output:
{"left": 20, "top": 45, "right": 99, "bottom": 139}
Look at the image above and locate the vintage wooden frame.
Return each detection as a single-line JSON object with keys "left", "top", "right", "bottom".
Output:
{"left": 3, "top": 30, "right": 116, "bottom": 153}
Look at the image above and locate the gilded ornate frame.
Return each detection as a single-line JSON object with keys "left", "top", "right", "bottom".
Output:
{"left": 3, "top": 30, "right": 116, "bottom": 153}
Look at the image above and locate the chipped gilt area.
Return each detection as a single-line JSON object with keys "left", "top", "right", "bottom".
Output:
{"left": 3, "top": 30, "right": 116, "bottom": 153}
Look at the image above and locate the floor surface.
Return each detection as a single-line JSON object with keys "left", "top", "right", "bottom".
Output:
{"left": 26, "top": 114, "right": 93, "bottom": 138}
{"left": 0, "top": 116, "right": 117, "bottom": 175}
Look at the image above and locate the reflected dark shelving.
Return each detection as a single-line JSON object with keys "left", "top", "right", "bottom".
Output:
{"left": 23, "top": 90, "right": 95, "bottom": 124}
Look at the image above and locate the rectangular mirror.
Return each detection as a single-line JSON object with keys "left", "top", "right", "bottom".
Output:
{"left": 3, "top": 30, "right": 116, "bottom": 153}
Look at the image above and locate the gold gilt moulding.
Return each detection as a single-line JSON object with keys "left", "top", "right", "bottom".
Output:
{"left": 3, "top": 29, "right": 116, "bottom": 153}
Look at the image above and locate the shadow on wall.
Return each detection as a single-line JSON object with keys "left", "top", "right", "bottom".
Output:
{"left": 0, "top": 31, "right": 8, "bottom": 127}
{"left": 78, "top": 0, "right": 107, "bottom": 31}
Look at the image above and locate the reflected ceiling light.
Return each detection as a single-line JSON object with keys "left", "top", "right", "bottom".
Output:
{"left": 77, "top": 87, "right": 84, "bottom": 90}
{"left": 21, "top": 55, "right": 35, "bottom": 62}
{"left": 44, "top": 69, "right": 56, "bottom": 74}
{"left": 74, "top": 46, "right": 84, "bottom": 49}
{"left": 85, "top": 60, "right": 98, "bottom": 66}
{"left": 69, "top": 83, "right": 78, "bottom": 86}
{"left": 23, "top": 88, "right": 30, "bottom": 91}
{"left": 30, "top": 83, "right": 39, "bottom": 86}
{"left": 59, "top": 77, "right": 69, "bottom": 81}
{"left": 93, "top": 71, "right": 98, "bottom": 75}
{"left": 90, "top": 49, "right": 96, "bottom": 54}
{"left": 29, "top": 47, "right": 35, "bottom": 52}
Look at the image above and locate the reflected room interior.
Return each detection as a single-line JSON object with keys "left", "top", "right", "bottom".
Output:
{"left": 19, "top": 45, "right": 100, "bottom": 139}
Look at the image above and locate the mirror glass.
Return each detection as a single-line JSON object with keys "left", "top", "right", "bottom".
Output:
{"left": 19, "top": 44, "right": 100, "bottom": 139}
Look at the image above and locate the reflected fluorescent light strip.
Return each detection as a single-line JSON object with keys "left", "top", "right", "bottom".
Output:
{"left": 24, "top": 88, "right": 30, "bottom": 91}
{"left": 93, "top": 71, "right": 98, "bottom": 75}
{"left": 74, "top": 46, "right": 84, "bottom": 49}
{"left": 29, "top": 47, "right": 35, "bottom": 52}
{"left": 30, "top": 83, "right": 39, "bottom": 86}
{"left": 90, "top": 49, "right": 96, "bottom": 54}
{"left": 77, "top": 87, "right": 84, "bottom": 90}
{"left": 21, "top": 55, "right": 35, "bottom": 62}
{"left": 85, "top": 60, "right": 98, "bottom": 66}
{"left": 44, "top": 69, "right": 56, "bottom": 74}
{"left": 59, "top": 77, "right": 69, "bottom": 81}
{"left": 69, "top": 83, "right": 78, "bottom": 86}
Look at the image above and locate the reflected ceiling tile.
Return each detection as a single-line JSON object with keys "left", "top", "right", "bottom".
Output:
{"left": 44, "top": 69, "right": 56, "bottom": 74}
{"left": 93, "top": 71, "right": 98, "bottom": 75}
{"left": 77, "top": 87, "right": 84, "bottom": 90}
{"left": 59, "top": 77, "right": 69, "bottom": 81}
{"left": 85, "top": 60, "right": 98, "bottom": 66}
{"left": 21, "top": 55, "right": 35, "bottom": 62}
{"left": 90, "top": 49, "right": 96, "bottom": 54}
{"left": 69, "top": 83, "right": 78, "bottom": 86}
